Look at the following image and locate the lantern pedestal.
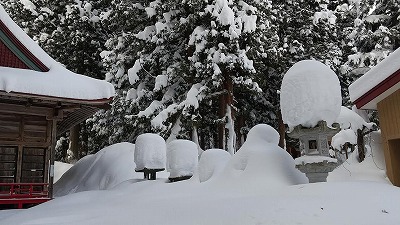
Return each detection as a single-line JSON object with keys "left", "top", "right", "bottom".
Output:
{"left": 295, "top": 159, "right": 337, "bottom": 183}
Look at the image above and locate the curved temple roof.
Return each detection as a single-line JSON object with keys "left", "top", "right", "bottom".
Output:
{"left": 0, "top": 5, "right": 115, "bottom": 103}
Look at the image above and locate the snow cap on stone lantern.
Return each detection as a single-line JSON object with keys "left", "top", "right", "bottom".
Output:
{"left": 134, "top": 133, "right": 167, "bottom": 171}
{"left": 280, "top": 60, "right": 342, "bottom": 131}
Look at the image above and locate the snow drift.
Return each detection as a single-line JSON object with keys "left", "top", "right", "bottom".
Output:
{"left": 53, "top": 142, "right": 137, "bottom": 197}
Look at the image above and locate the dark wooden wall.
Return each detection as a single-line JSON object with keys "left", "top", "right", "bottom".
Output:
{"left": 0, "top": 113, "right": 51, "bottom": 184}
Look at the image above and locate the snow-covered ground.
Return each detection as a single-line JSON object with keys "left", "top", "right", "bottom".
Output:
{"left": 1, "top": 126, "right": 399, "bottom": 225}
{"left": 328, "top": 131, "right": 389, "bottom": 183}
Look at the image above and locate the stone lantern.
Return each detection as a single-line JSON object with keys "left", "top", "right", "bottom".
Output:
{"left": 280, "top": 60, "right": 343, "bottom": 183}
{"left": 290, "top": 121, "right": 339, "bottom": 183}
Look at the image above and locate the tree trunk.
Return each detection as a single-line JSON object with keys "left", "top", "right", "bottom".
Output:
{"left": 277, "top": 111, "right": 286, "bottom": 149}
{"left": 218, "top": 72, "right": 234, "bottom": 152}
{"left": 357, "top": 129, "right": 365, "bottom": 162}
{"left": 235, "top": 115, "right": 245, "bottom": 149}
{"left": 218, "top": 92, "right": 226, "bottom": 149}
{"left": 344, "top": 142, "right": 348, "bottom": 159}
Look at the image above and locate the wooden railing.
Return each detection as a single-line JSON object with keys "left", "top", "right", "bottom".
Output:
{"left": 0, "top": 183, "right": 51, "bottom": 209}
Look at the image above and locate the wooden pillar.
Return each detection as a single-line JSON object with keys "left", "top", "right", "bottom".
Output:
{"left": 48, "top": 119, "right": 57, "bottom": 198}
{"left": 16, "top": 145, "right": 23, "bottom": 183}
{"left": 16, "top": 116, "right": 24, "bottom": 183}
{"left": 70, "top": 124, "right": 80, "bottom": 159}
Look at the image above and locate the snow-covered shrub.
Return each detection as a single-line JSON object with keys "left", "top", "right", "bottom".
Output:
{"left": 335, "top": 106, "right": 375, "bottom": 132}
{"left": 197, "top": 149, "right": 231, "bottom": 183}
{"left": 331, "top": 129, "right": 357, "bottom": 151}
{"left": 167, "top": 140, "right": 198, "bottom": 181}
{"left": 332, "top": 106, "right": 376, "bottom": 162}
{"left": 134, "top": 133, "right": 167, "bottom": 171}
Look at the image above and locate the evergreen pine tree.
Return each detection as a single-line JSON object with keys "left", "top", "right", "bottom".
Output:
{"left": 125, "top": 0, "right": 277, "bottom": 153}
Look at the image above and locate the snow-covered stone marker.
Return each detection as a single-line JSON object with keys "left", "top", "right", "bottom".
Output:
{"left": 134, "top": 133, "right": 167, "bottom": 180}
{"left": 167, "top": 140, "right": 198, "bottom": 182}
{"left": 280, "top": 60, "right": 341, "bottom": 182}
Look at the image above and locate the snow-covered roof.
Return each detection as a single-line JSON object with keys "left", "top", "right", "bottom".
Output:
{"left": 0, "top": 5, "right": 114, "bottom": 102}
{"left": 349, "top": 47, "right": 400, "bottom": 110}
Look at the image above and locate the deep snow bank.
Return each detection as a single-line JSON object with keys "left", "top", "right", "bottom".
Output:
{"left": 54, "top": 142, "right": 137, "bottom": 197}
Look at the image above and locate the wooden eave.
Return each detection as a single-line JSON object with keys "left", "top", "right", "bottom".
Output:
{"left": 0, "top": 92, "right": 112, "bottom": 136}
{"left": 0, "top": 90, "right": 112, "bottom": 108}
{"left": 353, "top": 68, "right": 400, "bottom": 110}
{"left": 0, "top": 20, "right": 49, "bottom": 72}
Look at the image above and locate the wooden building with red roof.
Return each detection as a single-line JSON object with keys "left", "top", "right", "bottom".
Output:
{"left": 350, "top": 48, "right": 400, "bottom": 187}
{"left": 0, "top": 5, "right": 114, "bottom": 207}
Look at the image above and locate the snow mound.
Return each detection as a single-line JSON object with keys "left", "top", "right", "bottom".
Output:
{"left": 280, "top": 60, "right": 342, "bottom": 131}
{"left": 54, "top": 143, "right": 136, "bottom": 197}
{"left": 197, "top": 149, "right": 231, "bottom": 183}
{"left": 134, "top": 133, "right": 166, "bottom": 171}
{"left": 215, "top": 124, "right": 308, "bottom": 189}
{"left": 167, "top": 140, "right": 198, "bottom": 178}
{"left": 54, "top": 161, "right": 73, "bottom": 183}
{"left": 246, "top": 123, "right": 280, "bottom": 145}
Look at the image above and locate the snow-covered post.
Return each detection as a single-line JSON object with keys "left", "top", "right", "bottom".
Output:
{"left": 134, "top": 133, "right": 167, "bottom": 180}
{"left": 167, "top": 140, "right": 198, "bottom": 182}
{"left": 280, "top": 60, "right": 342, "bottom": 182}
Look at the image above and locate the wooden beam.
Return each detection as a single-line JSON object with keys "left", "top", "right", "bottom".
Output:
{"left": 0, "top": 91, "right": 112, "bottom": 107}
{"left": 0, "top": 140, "right": 50, "bottom": 148}
{"left": 0, "top": 102, "right": 53, "bottom": 117}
